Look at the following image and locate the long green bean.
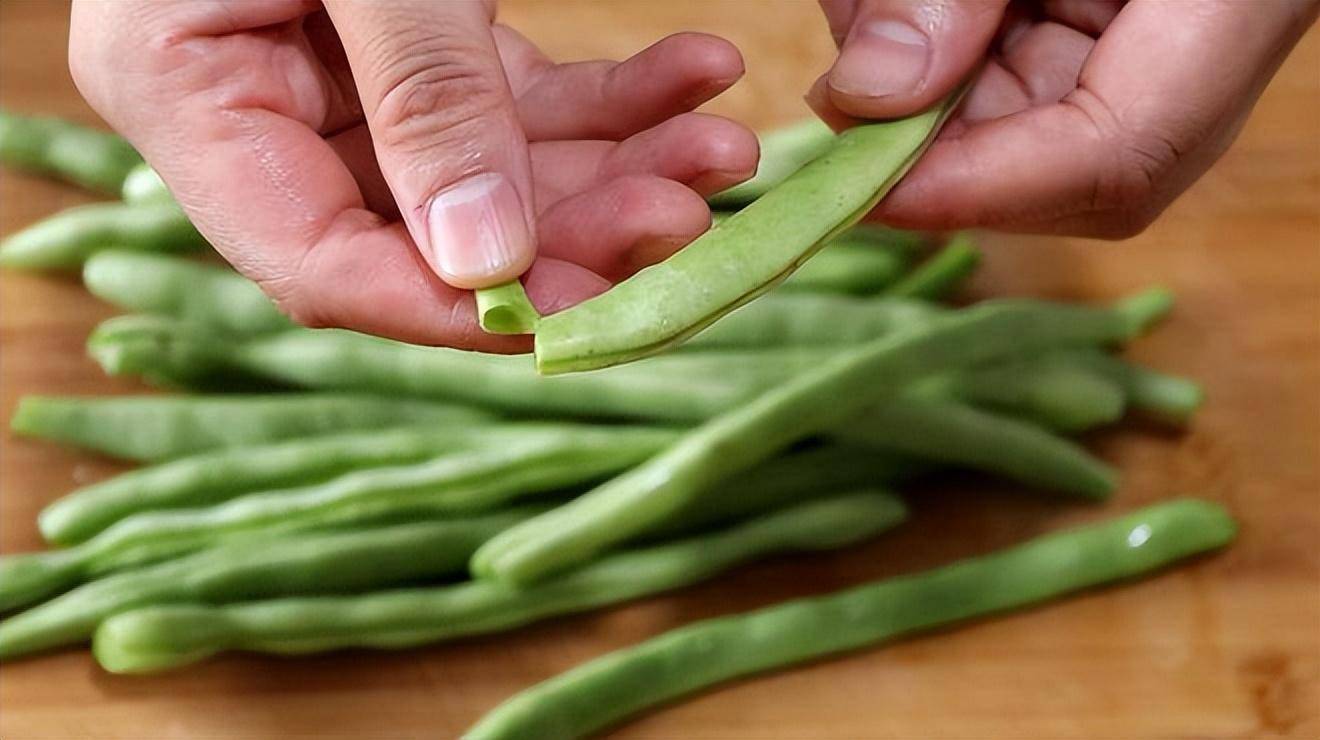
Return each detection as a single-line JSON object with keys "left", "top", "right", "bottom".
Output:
{"left": 0, "top": 110, "right": 141, "bottom": 195}
{"left": 84, "top": 251, "right": 291, "bottom": 336}
{"left": 841, "top": 398, "right": 1116, "bottom": 497}
{"left": 87, "top": 316, "right": 822, "bottom": 423}
{"left": 465, "top": 499, "right": 1236, "bottom": 740}
{"left": 923, "top": 359, "right": 1128, "bottom": 432}
{"left": 534, "top": 88, "right": 969, "bottom": 374}
{"left": 39, "top": 426, "right": 513, "bottom": 546}
{"left": 91, "top": 493, "right": 907, "bottom": 673}
{"left": 0, "top": 424, "right": 672, "bottom": 612}
{"left": 473, "top": 293, "right": 1158, "bottom": 585}
{"left": 0, "top": 201, "right": 206, "bottom": 270}
{"left": 10, "top": 393, "right": 491, "bottom": 462}
{"left": 0, "top": 508, "right": 536, "bottom": 660}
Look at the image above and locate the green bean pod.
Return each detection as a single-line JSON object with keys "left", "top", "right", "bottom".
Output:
{"left": 0, "top": 508, "right": 536, "bottom": 660}
{"left": 473, "top": 294, "right": 1153, "bottom": 585}
{"left": 840, "top": 397, "right": 1117, "bottom": 498}
{"left": 87, "top": 315, "right": 823, "bottom": 422}
{"left": 39, "top": 426, "right": 510, "bottom": 546}
{"left": 535, "top": 88, "right": 968, "bottom": 373}
{"left": 464, "top": 499, "right": 1236, "bottom": 740}
{"left": 0, "top": 201, "right": 206, "bottom": 270}
{"left": 83, "top": 251, "right": 291, "bottom": 336}
{"left": 10, "top": 393, "right": 491, "bottom": 462}
{"left": 0, "top": 110, "right": 141, "bottom": 195}
{"left": 91, "top": 493, "right": 908, "bottom": 673}
{"left": 0, "top": 423, "right": 673, "bottom": 612}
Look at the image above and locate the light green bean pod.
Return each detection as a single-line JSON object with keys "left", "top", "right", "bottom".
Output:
{"left": 0, "top": 508, "right": 537, "bottom": 660}
{"left": 465, "top": 499, "right": 1236, "bottom": 740}
{"left": 91, "top": 493, "right": 908, "bottom": 673}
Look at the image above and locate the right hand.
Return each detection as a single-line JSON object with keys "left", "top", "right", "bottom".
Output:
{"left": 69, "top": 1, "right": 757, "bottom": 350}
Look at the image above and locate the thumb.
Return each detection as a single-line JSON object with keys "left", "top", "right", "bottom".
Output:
{"left": 821, "top": 0, "right": 1008, "bottom": 119}
{"left": 326, "top": 0, "right": 534, "bottom": 290}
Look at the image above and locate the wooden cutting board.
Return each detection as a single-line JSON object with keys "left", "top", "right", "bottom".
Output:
{"left": 2, "top": 2, "right": 1317, "bottom": 737}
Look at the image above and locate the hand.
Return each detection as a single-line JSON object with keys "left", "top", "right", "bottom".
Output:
{"left": 811, "top": 0, "right": 1318, "bottom": 237}
{"left": 69, "top": 1, "right": 756, "bottom": 350}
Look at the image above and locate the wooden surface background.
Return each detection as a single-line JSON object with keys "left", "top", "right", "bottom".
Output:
{"left": 2, "top": 2, "right": 1317, "bottom": 738}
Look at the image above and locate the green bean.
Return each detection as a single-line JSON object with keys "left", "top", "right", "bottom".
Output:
{"left": 476, "top": 281, "right": 541, "bottom": 335}
{"left": 87, "top": 316, "right": 822, "bottom": 422}
{"left": 884, "top": 232, "right": 981, "bottom": 300}
{"left": 473, "top": 294, "right": 1151, "bottom": 585}
{"left": 922, "top": 359, "right": 1128, "bottom": 432}
{"left": 0, "top": 110, "right": 141, "bottom": 195}
{"left": 465, "top": 499, "right": 1236, "bottom": 740}
{"left": 91, "top": 493, "right": 907, "bottom": 673}
{"left": 0, "top": 201, "right": 206, "bottom": 271}
{"left": 0, "top": 508, "right": 536, "bottom": 660}
{"left": 10, "top": 393, "right": 490, "bottom": 462}
{"left": 120, "top": 163, "right": 172, "bottom": 204}
{"left": 684, "top": 293, "right": 939, "bottom": 350}
{"left": 84, "top": 251, "right": 291, "bottom": 336}
{"left": 533, "top": 87, "right": 969, "bottom": 374}
{"left": 0, "top": 423, "right": 673, "bottom": 612}
{"left": 1049, "top": 349, "right": 1203, "bottom": 425}
{"left": 39, "top": 426, "right": 510, "bottom": 546}
{"left": 707, "top": 118, "right": 835, "bottom": 209}
{"left": 841, "top": 397, "right": 1116, "bottom": 498}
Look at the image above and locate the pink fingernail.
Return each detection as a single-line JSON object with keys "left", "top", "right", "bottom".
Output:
{"left": 424, "top": 173, "right": 532, "bottom": 289}
{"left": 830, "top": 20, "right": 930, "bottom": 98}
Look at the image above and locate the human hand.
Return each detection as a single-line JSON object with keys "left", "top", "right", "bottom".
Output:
{"left": 812, "top": 0, "right": 1318, "bottom": 237}
{"left": 69, "top": 1, "right": 756, "bottom": 350}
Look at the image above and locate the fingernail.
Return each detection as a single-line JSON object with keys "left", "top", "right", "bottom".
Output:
{"left": 424, "top": 172, "right": 533, "bottom": 289}
{"left": 830, "top": 20, "right": 929, "bottom": 99}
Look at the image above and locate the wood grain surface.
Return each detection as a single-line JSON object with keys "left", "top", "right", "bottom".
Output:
{"left": 2, "top": 2, "right": 1318, "bottom": 738}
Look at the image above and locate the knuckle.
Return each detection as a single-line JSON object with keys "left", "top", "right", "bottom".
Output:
{"left": 370, "top": 46, "right": 509, "bottom": 153}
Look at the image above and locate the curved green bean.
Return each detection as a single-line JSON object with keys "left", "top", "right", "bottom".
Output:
{"left": 91, "top": 493, "right": 907, "bottom": 673}
{"left": 707, "top": 118, "right": 836, "bottom": 208}
{"left": 0, "top": 201, "right": 206, "bottom": 271}
{"left": 464, "top": 499, "right": 1236, "bottom": 740}
{"left": 0, "top": 423, "right": 672, "bottom": 612}
{"left": 0, "top": 508, "right": 536, "bottom": 660}
{"left": 0, "top": 110, "right": 141, "bottom": 195}
{"left": 534, "top": 88, "right": 969, "bottom": 374}
{"left": 39, "top": 426, "right": 508, "bottom": 546}
{"left": 473, "top": 295, "right": 1147, "bottom": 585}
{"left": 84, "top": 251, "right": 291, "bottom": 336}
{"left": 10, "top": 393, "right": 490, "bottom": 462}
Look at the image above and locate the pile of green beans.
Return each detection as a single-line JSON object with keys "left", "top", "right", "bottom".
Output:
{"left": 0, "top": 108, "right": 1229, "bottom": 738}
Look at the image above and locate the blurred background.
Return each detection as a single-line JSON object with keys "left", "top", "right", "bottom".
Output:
{"left": 1, "top": 2, "right": 1317, "bottom": 738}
